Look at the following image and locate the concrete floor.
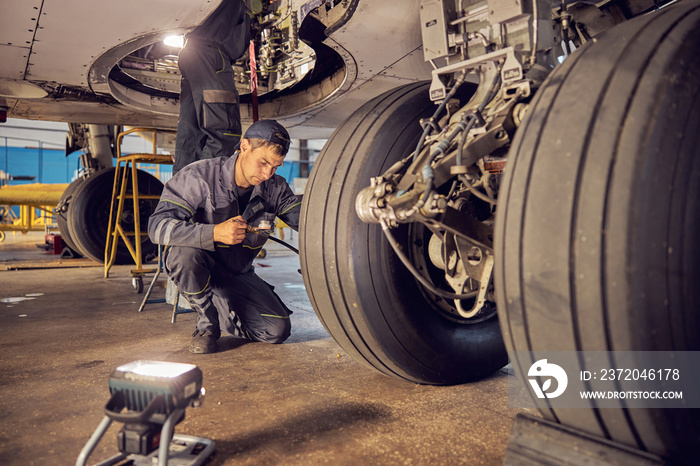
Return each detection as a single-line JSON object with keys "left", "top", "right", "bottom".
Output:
{"left": 0, "top": 230, "right": 528, "bottom": 465}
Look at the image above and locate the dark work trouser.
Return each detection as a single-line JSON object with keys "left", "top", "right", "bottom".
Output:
{"left": 164, "top": 246, "right": 291, "bottom": 343}
{"left": 174, "top": 42, "right": 242, "bottom": 174}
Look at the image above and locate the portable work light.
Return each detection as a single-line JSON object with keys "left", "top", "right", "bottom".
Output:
{"left": 76, "top": 361, "right": 214, "bottom": 466}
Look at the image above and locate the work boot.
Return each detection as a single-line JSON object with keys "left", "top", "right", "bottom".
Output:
{"left": 189, "top": 329, "right": 217, "bottom": 354}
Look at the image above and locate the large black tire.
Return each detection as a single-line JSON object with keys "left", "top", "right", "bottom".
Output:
{"left": 67, "top": 168, "right": 163, "bottom": 264}
{"left": 300, "top": 82, "right": 508, "bottom": 385}
{"left": 55, "top": 176, "right": 85, "bottom": 255}
{"left": 494, "top": 2, "right": 700, "bottom": 462}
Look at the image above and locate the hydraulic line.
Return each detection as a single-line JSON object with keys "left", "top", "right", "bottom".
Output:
{"left": 531, "top": 0, "right": 539, "bottom": 65}
{"left": 395, "top": 65, "right": 503, "bottom": 220}
{"left": 380, "top": 218, "right": 478, "bottom": 300}
{"left": 375, "top": 63, "right": 505, "bottom": 292}
{"left": 401, "top": 120, "right": 467, "bottom": 220}
{"left": 417, "top": 69, "right": 503, "bottom": 213}
{"left": 407, "top": 72, "right": 499, "bottom": 218}
{"left": 459, "top": 174, "right": 497, "bottom": 205}
{"left": 479, "top": 71, "right": 502, "bottom": 114}
{"left": 447, "top": 180, "right": 459, "bottom": 199}
{"left": 413, "top": 71, "right": 468, "bottom": 162}
{"left": 456, "top": 115, "right": 478, "bottom": 167}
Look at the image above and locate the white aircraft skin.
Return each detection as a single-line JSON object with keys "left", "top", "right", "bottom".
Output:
{"left": 0, "top": 0, "right": 432, "bottom": 139}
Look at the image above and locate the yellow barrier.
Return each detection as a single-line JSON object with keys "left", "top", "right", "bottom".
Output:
{"left": 0, "top": 183, "right": 68, "bottom": 240}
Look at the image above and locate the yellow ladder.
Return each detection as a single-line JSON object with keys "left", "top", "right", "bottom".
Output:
{"left": 104, "top": 128, "right": 173, "bottom": 286}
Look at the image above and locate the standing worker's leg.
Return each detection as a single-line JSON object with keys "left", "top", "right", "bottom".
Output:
{"left": 165, "top": 246, "right": 220, "bottom": 353}
{"left": 175, "top": 42, "right": 241, "bottom": 166}
{"left": 213, "top": 271, "right": 292, "bottom": 344}
{"left": 174, "top": 46, "right": 205, "bottom": 174}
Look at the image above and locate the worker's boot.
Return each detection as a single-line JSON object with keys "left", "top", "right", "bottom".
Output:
{"left": 183, "top": 290, "right": 220, "bottom": 354}
{"left": 190, "top": 329, "right": 217, "bottom": 354}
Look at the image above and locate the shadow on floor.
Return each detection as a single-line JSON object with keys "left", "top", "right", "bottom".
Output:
{"left": 209, "top": 401, "right": 394, "bottom": 464}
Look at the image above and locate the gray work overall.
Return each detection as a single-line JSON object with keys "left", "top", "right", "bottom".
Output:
{"left": 148, "top": 154, "right": 302, "bottom": 342}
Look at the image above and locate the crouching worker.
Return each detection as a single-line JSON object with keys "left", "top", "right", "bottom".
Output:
{"left": 148, "top": 120, "right": 302, "bottom": 354}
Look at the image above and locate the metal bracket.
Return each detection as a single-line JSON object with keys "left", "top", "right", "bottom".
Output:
{"left": 428, "top": 47, "right": 518, "bottom": 102}
{"left": 454, "top": 249, "right": 494, "bottom": 319}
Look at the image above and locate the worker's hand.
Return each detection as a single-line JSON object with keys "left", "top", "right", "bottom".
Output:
{"left": 213, "top": 216, "right": 248, "bottom": 245}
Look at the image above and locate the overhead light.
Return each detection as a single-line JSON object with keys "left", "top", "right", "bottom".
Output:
{"left": 163, "top": 34, "right": 185, "bottom": 48}
{"left": 76, "top": 360, "right": 214, "bottom": 466}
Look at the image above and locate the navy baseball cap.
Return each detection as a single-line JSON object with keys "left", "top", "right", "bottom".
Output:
{"left": 242, "top": 119, "right": 291, "bottom": 152}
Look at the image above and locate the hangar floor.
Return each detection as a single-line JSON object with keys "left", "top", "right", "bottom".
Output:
{"left": 0, "top": 230, "right": 531, "bottom": 465}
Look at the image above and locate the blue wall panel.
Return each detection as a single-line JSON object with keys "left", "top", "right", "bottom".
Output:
{"left": 1, "top": 146, "right": 82, "bottom": 185}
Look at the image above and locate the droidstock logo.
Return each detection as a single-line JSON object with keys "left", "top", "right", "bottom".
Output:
{"left": 528, "top": 359, "right": 568, "bottom": 399}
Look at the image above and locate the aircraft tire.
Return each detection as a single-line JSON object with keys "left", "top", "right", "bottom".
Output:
{"left": 300, "top": 81, "right": 508, "bottom": 385}
{"left": 68, "top": 167, "right": 163, "bottom": 264}
{"left": 56, "top": 176, "right": 85, "bottom": 255}
{"left": 494, "top": 2, "right": 700, "bottom": 462}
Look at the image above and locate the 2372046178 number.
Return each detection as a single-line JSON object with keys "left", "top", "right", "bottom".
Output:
{"left": 598, "top": 368, "right": 680, "bottom": 381}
